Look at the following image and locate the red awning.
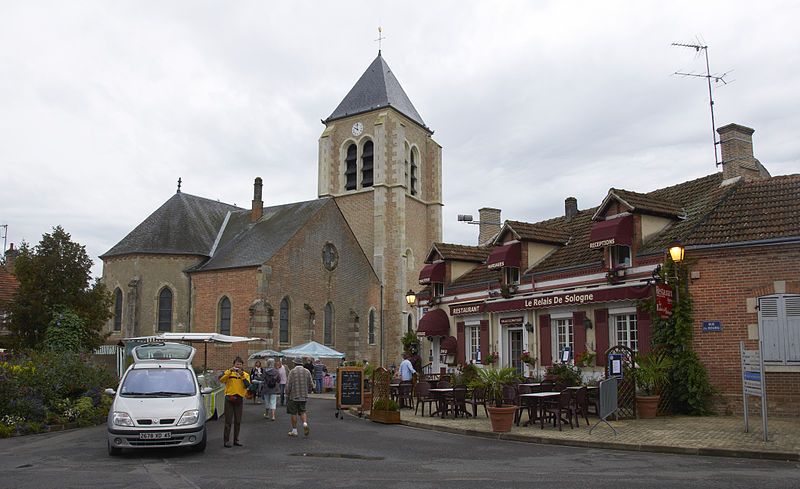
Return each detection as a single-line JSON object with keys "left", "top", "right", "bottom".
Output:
{"left": 486, "top": 242, "right": 521, "bottom": 270}
{"left": 417, "top": 309, "right": 450, "bottom": 337}
{"left": 440, "top": 336, "right": 457, "bottom": 355}
{"left": 418, "top": 262, "right": 445, "bottom": 285}
{"left": 588, "top": 215, "right": 633, "bottom": 249}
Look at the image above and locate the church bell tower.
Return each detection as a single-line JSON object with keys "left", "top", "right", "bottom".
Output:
{"left": 318, "top": 52, "right": 443, "bottom": 362}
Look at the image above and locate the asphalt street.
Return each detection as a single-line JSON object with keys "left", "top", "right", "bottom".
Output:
{"left": 0, "top": 398, "right": 797, "bottom": 489}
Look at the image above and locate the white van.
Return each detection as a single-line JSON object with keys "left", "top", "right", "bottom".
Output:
{"left": 105, "top": 342, "right": 210, "bottom": 455}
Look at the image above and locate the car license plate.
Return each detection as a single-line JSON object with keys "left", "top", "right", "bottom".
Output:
{"left": 139, "top": 432, "right": 172, "bottom": 440}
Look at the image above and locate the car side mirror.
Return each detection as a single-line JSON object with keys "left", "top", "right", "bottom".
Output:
{"left": 201, "top": 387, "right": 212, "bottom": 395}
{"left": 104, "top": 388, "right": 116, "bottom": 396}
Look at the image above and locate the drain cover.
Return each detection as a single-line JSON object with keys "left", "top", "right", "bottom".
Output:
{"left": 290, "top": 452, "right": 383, "bottom": 461}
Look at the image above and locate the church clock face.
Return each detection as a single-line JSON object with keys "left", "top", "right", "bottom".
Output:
{"left": 351, "top": 122, "right": 364, "bottom": 137}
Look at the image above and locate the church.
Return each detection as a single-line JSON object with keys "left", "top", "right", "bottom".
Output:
{"left": 101, "top": 52, "right": 443, "bottom": 368}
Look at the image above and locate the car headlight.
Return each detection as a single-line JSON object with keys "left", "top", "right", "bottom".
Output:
{"left": 177, "top": 409, "right": 200, "bottom": 426}
{"left": 112, "top": 411, "right": 134, "bottom": 427}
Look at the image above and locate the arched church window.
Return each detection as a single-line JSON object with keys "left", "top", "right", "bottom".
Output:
{"left": 157, "top": 287, "right": 173, "bottom": 332}
{"left": 219, "top": 296, "right": 231, "bottom": 335}
{"left": 324, "top": 302, "right": 334, "bottom": 345}
{"left": 361, "top": 140, "right": 374, "bottom": 188}
{"left": 113, "top": 288, "right": 123, "bottom": 332}
{"left": 344, "top": 143, "right": 357, "bottom": 191}
{"left": 368, "top": 309, "right": 376, "bottom": 345}
{"left": 410, "top": 147, "right": 419, "bottom": 196}
{"left": 280, "top": 297, "right": 290, "bottom": 344}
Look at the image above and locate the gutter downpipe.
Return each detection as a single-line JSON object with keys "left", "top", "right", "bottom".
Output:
{"left": 380, "top": 283, "right": 385, "bottom": 367}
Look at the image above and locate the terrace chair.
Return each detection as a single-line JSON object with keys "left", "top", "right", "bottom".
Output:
{"left": 543, "top": 389, "right": 574, "bottom": 431}
{"left": 436, "top": 380, "right": 452, "bottom": 389}
{"left": 572, "top": 386, "right": 590, "bottom": 427}
{"left": 414, "top": 381, "right": 436, "bottom": 416}
{"left": 470, "top": 386, "right": 489, "bottom": 418}
{"left": 515, "top": 384, "right": 534, "bottom": 426}
{"left": 445, "top": 385, "right": 470, "bottom": 418}
{"left": 398, "top": 380, "right": 414, "bottom": 409}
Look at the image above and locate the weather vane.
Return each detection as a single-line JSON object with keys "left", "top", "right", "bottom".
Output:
{"left": 375, "top": 26, "right": 386, "bottom": 55}
{"left": 177, "top": 177, "right": 182, "bottom": 193}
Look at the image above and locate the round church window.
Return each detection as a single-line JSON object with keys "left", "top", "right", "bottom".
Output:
{"left": 322, "top": 242, "right": 339, "bottom": 271}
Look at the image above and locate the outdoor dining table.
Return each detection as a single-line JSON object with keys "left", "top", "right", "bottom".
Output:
{"left": 520, "top": 391, "right": 561, "bottom": 428}
{"left": 519, "top": 383, "right": 542, "bottom": 388}
{"left": 428, "top": 387, "right": 454, "bottom": 418}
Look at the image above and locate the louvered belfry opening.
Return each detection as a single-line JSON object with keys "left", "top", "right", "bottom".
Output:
{"left": 361, "top": 140, "right": 374, "bottom": 188}
{"left": 345, "top": 143, "right": 357, "bottom": 191}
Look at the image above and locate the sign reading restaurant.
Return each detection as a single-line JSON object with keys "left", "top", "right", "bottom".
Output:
{"left": 449, "top": 284, "right": 652, "bottom": 315}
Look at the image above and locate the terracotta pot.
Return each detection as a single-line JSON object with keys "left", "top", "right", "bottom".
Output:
{"left": 636, "top": 395, "right": 660, "bottom": 419}
{"left": 487, "top": 405, "right": 517, "bottom": 433}
{"left": 370, "top": 409, "right": 401, "bottom": 424}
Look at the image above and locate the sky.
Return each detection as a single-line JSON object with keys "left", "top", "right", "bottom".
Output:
{"left": 1, "top": 1, "right": 798, "bottom": 279}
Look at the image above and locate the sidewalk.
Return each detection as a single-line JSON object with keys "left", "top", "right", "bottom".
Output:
{"left": 394, "top": 406, "right": 799, "bottom": 461}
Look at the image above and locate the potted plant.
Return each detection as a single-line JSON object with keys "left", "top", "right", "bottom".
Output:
{"left": 633, "top": 351, "right": 672, "bottom": 419}
{"left": 475, "top": 366, "right": 521, "bottom": 432}
{"left": 576, "top": 349, "right": 596, "bottom": 368}
{"left": 370, "top": 398, "right": 401, "bottom": 424}
{"left": 520, "top": 350, "right": 536, "bottom": 368}
{"left": 483, "top": 351, "right": 499, "bottom": 366}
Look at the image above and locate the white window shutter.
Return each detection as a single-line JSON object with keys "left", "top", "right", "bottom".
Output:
{"left": 784, "top": 296, "right": 800, "bottom": 363}
{"left": 759, "top": 296, "right": 783, "bottom": 362}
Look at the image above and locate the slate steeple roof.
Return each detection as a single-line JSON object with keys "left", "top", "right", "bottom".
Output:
{"left": 325, "top": 53, "right": 428, "bottom": 130}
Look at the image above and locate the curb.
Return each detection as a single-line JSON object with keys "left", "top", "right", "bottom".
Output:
{"left": 400, "top": 419, "right": 800, "bottom": 462}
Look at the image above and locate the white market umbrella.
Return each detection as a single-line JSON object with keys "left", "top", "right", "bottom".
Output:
{"left": 280, "top": 340, "right": 345, "bottom": 359}
{"left": 248, "top": 349, "right": 285, "bottom": 360}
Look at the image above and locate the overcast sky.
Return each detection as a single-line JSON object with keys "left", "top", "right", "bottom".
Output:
{"left": 1, "top": 1, "right": 798, "bottom": 279}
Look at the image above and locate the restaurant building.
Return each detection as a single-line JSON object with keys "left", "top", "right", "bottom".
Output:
{"left": 414, "top": 123, "right": 800, "bottom": 416}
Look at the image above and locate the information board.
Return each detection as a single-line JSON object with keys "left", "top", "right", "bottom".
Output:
{"left": 740, "top": 341, "right": 768, "bottom": 441}
{"left": 336, "top": 367, "right": 364, "bottom": 410}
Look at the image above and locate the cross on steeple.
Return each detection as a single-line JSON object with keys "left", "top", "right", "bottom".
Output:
{"left": 177, "top": 177, "right": 182, "bottom": 193}
{"left": 375, "top": 26, "right": 386, "bottom": 55}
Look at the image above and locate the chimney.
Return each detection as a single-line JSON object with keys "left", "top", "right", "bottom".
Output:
{"left": 718, "top": 123, "right": 771, "bottom": 182}
{"left": 251, "top": 177, "right": 263, "bottom": 222}
{"left": 478, "top": 207, "right": 501, "bottom": 245}
{"left": 565, "top": 197, "right": 578, "bottom": 220}
{"left": 4, "top": 243, "right": 17, "bottom": 272}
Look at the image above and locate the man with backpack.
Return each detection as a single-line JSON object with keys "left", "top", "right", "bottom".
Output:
{"left": 261, "top": 358, "right": 281, "bottom": 421}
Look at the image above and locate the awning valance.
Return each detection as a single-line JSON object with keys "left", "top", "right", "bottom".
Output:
{"left": 417, "top": 308, "right": 450, "bottom": 337}
{"left": 440, "top": 336, "right": 457, "bottom": 355}
{"left": 418, "top": 262, "right": 445, "bottom": 285}
{"left": 486, "top": 242, "right": 521, "bottom": 270}
{"left": 588, "top": 215, "right": 633, "bottom": 249}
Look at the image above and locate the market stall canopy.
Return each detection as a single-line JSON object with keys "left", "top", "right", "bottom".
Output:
{"left": 280, "top": 341, "right": 345, "bottom": 359}
{"left": 248, "top": 349, "right": 285, "bottom": 360}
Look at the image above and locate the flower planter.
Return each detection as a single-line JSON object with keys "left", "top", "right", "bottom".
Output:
{"left": 487, "top": 405, "right": 517, "bottom": 433}
{"left": 370, "top": 409, "right": 401, "bottom": 424}
{"left": 636, "top": 395, "right": 660, "bottom": 419}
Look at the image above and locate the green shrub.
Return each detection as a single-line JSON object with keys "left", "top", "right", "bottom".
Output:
{"left": 0, "top": 423, "right": 13, "bottom": 438}
{"left": 546, "top": 363, "right": 583, "bottom": 386}
{"left": 372, "top": 398, "right": 400, "bottom": 411}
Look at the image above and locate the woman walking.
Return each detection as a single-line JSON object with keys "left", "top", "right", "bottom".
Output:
{"left": 276, "top": 359, "right": 288, "bottom": 406}
{"left": 262, "top": 358, "right": 280, "bottom": 421}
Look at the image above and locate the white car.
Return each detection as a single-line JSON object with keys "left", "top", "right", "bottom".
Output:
{"left": 105, "top": 342, "right": 210, "bottom": 455}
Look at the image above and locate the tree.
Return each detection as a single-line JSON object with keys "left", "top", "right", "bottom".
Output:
{"left": 9, "top": 226, "right": 111, "bottom": 350}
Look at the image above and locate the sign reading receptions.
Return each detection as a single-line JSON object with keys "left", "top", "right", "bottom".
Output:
{"left": 336, "top": 367, "right": 363, "bottom": 410}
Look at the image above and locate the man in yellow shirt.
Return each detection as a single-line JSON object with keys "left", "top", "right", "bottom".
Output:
{"left": 218, "top": 356, "right": 250, "bottom": 447}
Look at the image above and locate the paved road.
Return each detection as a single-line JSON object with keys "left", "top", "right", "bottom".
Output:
{"left": 0, "top": 398, "right": 797, "bottom": 489}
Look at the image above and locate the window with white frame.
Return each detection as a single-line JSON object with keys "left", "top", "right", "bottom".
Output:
{"left": 612, "top": 312, "right": 638, "bottom": 353}
{"left": 504, "top": 267, "right": 520, "bottom": 286}
{"left": 432, "top": 282, "right": 444, "bottom": 298}
{"left": 611, "top": 245, "right": 631, "bottom": 268}
{"left": 554, "top": 317, "right": 573, "bottom": 361}
{"left": 759, "top": 295, "right": 800, "bottom": 364}
{"left": 465, "top": 325, "right": 480, "bottom": 363}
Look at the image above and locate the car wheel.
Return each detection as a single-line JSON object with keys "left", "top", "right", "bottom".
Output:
{"left": 191, "top": 428, "right": 207, "bottom": 452}
{"left": 108, "top": 440, "right": 122, "bottom": 456}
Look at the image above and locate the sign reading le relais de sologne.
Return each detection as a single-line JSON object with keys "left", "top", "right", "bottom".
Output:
{"left": 450, "top": 284, "right": 652, "bottom": 315}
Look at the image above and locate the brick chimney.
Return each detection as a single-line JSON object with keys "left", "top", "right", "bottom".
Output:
{"left": 717, "top": 123, "right": 771, "bottom": 182}
{"left": 565, "top": 197, "right": 578, "bottom": 220}
{"left": 251, "top": 177, "right": 263, "bottom": 222}
{"left": 3, "top": 243, "right": 17, "bottom": 272}
{"left": 478, "top": 207, "right": 501, "bottom": 245}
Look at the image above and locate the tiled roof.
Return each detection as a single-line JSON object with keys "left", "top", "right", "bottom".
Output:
{"left": 602, "top": 188, "right": 685, "bottom": 218}
{"left": 101, "top": 192, "right": 242, "bottom": 259}
{"left": 0, "top": 267, "right": 19, "bottom": 304}
{"left": 504, "top": 221, "right": 571, "bottom": 245}
{"left": 325, "top": 54, "right": 427, "bottom": 129}
{"left": 192, "top": 199, "right": 330, "bottom": 272}
{"left": 429, "top": 243, "right": 489, "bottom": 263}
{"left": 686, "top": 174, "right": 800, "bottom": 246}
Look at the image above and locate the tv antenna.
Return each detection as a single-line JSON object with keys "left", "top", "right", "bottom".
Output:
{"left": 672, "top": 40, "right": 731, "bottom": 167}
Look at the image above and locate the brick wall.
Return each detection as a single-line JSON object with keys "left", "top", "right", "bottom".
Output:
{"left": 689, "top": 243, "right": 800, "bottom": 416}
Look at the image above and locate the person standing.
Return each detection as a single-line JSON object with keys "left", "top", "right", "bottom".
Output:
{"left": 312, "top": 358, "right": 325, "bottom": 393}
{"left": 399, "top": 352, "right": 416, "bottom": 381}
{"left": 250, "top": 361, "right": 265, "bottom": 404}
{"left": 276, "top": 359, "right": 288, "bottom": 406}
{"left": 218, "top": 356, "right": 250, "bottom": 448}
{"left": 285, "top": 357, "right": 313, "bottom": 437}
{"left": 262, "top": 358, "right": 280, "bottom": 421}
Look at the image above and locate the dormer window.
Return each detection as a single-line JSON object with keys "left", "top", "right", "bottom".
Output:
{"left": 432, "top": 282, "right": 445, "bottom": 298}
{"left": 611, "top": 245, "right": 631, "bottom": 268}
{"left": 504, "top": 266, "right": 520, "bottom": 286}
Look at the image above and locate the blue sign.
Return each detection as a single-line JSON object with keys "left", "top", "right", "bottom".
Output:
{"left": 744, "top": 371, "right": 761, "bottom": 382}
{"left": 608, "top": 353, "right": 623, "bottom": 378}
{"left": 702, "top": 320, "right": 722, "bottom": 332}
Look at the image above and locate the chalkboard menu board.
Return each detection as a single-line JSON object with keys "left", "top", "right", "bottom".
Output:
{"left": 336, "top": 367, "right": 363, "bottom": 409}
